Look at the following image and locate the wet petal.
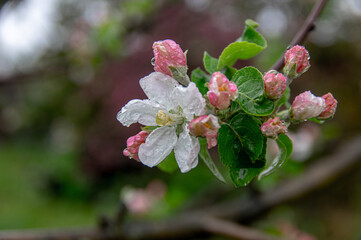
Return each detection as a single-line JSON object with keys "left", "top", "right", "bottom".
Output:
{"left": 171, "top": 82, "right": 206, "bottom": 120}
{"left": 139, "top": 72, "right": 179, "bottom": 110}
{"left": 117, "top": 99, "right": 164, "bottom": 127}
{"left": 174, "top": 126, "right": 200, "bottom": 173}
{"left": 138, "top": 126, "right": 177, "bottom": 167}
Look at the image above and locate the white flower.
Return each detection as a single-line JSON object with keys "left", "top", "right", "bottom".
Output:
{"left": 117, "top": 72, "right": 206, "bottom": 173}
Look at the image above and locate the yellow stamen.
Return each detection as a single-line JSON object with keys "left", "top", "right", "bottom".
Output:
{"left": 156, "top": 110, "right": 174, "bottom": 126}
{"left": 203, "top": 122, "right": 212, "bottom": 129}
{"left": 219, "top": 86, "right": 227, "bottom": 91}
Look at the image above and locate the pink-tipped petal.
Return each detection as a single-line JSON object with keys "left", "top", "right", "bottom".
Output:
{"left": 290, "top": 91, "right": 326, "bottom": 121}
{"left": 318, "top": 92, "right": 337, "bottom": 119}
{"left": 283, "top": 45, "right": 310, "bottom": 78}
{"left": 188, "top": 115, "right": 220, "bottom": 149}
{"left": 263, "top": 71, "right": 287, "bottom": 100}
{"left": 261, "top": 117, "right": 287, "bottom": 138}
{"left": 153, "top": 39, "right": 186, "bottom": 76}
{"left": 207, "top": 72, "right": 238, "bottom": 109}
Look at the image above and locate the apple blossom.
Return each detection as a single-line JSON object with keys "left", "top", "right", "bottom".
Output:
{"left": 152, "top": 40, "right": 189, "bottom": 86}
{"left": 117, "top": 72, "right": 206, "bottom": 173}
{"left": 261, "top": 117, "right": 287, "bottom": 138}
{"left": 123, "top": 131, "right": 149, "bottom": 161}
{"left": 188, "top": 114, "right": 220, "bottom": 149}
{"left": 317, "top": 92, "right": 337, "bottom": 120}
{"left": 283, "top": 45, "right": 310, "bottom": 78}
{"left": 263, "top": 71, "right": 287, "bottom": 100}
{"left": 207, "top": 72, "right": 238, "bottom": 110}
{"left": 290, "top": 91, "right": 326, "bottom": 121}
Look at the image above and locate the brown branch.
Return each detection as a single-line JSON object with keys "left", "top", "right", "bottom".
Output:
{"left": 270, "top": 0, "right": 329, "bottom": 71}
{"left": 1, "top": 135, "right": 360, "bottom": 240}
{"left": 200, "top": 217, "right": 281, "bottom": 240}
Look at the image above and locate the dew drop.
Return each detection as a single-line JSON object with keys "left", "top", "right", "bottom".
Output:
{"left": 237, "top": 168, "right": 248, "bottom": 181}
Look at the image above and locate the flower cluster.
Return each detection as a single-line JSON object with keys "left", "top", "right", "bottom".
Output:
{"left": 118, "top": 40, "right": 228, "bottom": 173}
{"left": 117, "top": 21, "right": 338, "bottom": 186}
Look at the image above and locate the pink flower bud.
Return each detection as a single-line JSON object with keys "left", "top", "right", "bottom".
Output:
{"left": 261, "top": 117, "right": 287, "bottom": 138}
{"left": 290, "top": 91, "right": 326, "bottom": 121}
{"left": 152, "top": 39, "right": 187, "bottom": 77}
{"left": 188, "top": 115, "right": 220, "bottom": 149}
{"left": 123, "top": 131, "right": 149, "bottom": 161}
{"left": 263, "top": 71, "right": 287, "bottom": 100}
{"left": 317, "top": 92, "right": 337, "bottom": 119}
{"left": 207, "top": 72, "right": 238, "bottom": 110}
{"left": 284, "top": 45, "right": 310, "bottom": 78}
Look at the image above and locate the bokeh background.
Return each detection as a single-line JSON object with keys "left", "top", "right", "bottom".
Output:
{"left": 0, "top": 0, "right": 360, "bottom": 239}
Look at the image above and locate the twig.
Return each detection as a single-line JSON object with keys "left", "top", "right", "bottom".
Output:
{"left": 1, "top": 135, "right": 360, "bottom": 240}
{"left": 207, "top": 135, "right": 361, "bottom": 220}
{"left": 270, "top": 0, "right": 329, "bottom": 71}
{"left": 200, "top": 217, "right": 281, "bottom": 240}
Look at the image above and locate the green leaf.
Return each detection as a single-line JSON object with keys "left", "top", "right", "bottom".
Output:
{"left": 238, "top": 19, "right": 267, "bottom": 48}
{"left": 199, "top": 138, "right": 225, "bottom": 182}
{"left": 230, "top": 157, "right": 266, "bottom": 187}
{"left": 308, "top": 118, "right": 325, "bottom": 124}
{"left": 158, "top": 151, "right": 178, "bottom": 173}
{"left": 232, "top": 67, "right": 274, "bottom": 116}
{"left": 276, "top": 86, "right": 290, "bottom": 108}
{"left": 169, "top": 66, "right": 190, "bottom": 86}
{"left": 217, "top": 19, "right": 267, "bottom": 70}
{"left": 218, "top": 112, "right": 266, "bottom": 186}
{"left": 222, "top": 66, "right": 238, "bottom": 80}
{"left": 203, "top": 52, "right": 218, "bottom": 74}
{"left": 191, "top": 68, "right": 209, "bottom": 95}
{"left": 217, "top": 42, "right": 264, "bottom": 70}
{"left": 258, "top": 134, "right": 293, "bottom": 180}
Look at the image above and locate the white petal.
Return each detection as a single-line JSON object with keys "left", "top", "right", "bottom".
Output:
{"left": 138, "top": 126, "right": 177, "bottom": 167}
{"left": 171, "top": 82, "right": 206, "bottom": 120}
{"left": 174, "top": 126, "right": 200, "bottom": 173}
{"left": 117, "top": 99, "right": 164, "bottom": 127}
{"left": 139, "top": 72, "right": 179, "bottom": 110}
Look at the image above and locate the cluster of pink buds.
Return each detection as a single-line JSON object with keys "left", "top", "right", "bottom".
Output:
{"left": 188, "top": 114, "right": 220, "bottom": 149}
{"left": 152, "top": 39, "right": 189, "bottom": 86}
{"left": 263, "top": 71, "right": 287, "bottom": 100}
{"left": 123, "top": 131, "right": 149, "bottom": 161}
{"left": 261, "top": 117, "right": 287, "bottom": 138}
{"left": 207, "top": 72, "right": 238, "bottom": 110}
{"left": 283, "top": 45, "right": 310, "bottom": 79}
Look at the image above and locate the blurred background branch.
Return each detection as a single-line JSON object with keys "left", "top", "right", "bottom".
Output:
{"left": 1, "top": 135, "right": 360, "bottom": 239}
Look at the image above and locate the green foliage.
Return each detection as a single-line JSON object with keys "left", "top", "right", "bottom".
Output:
{"left": 203, "top": 52, "right": 219, "bottom": 74}
{"left": 222, "top": 66, "right": 238, "bottom": 80}
{"left": 276, "top": 86, "right": 291, "bottom": 108}
{"left": 198, "top": 138, "right": 225, "bottom": 182}
{"left": 238, "top": 19, "right": 267, "bottom": 48}
{"left": 232, "top": 67, "right": 274, "bottom": 116}
{"left": 158, "top": 151, "right": 178, "bottom": 173}
{"left": 258, "top": 134, "right": 293, "bottom": 180}
{"left": 191, "top": 68, "right": 209, "bottom": 95}
{"left": 217, "top": 19, "right": 267, "bottom": 70}
{"left": 218, "top": 112, "right": 266, "bottom": 186}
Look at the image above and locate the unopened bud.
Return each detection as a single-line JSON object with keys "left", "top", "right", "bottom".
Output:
{"left": 283, "top": 45, "right": 310, "bottom": 79}
{"left": 261, "top": 117, "right": 287, "bottom": 138}
{"left": 123, "top": 131, "right": 149, "bottom": 161}
{"left": 317, "top": 93, "right": 337, "bottom": 120}
{"left": 290, "top": 91, "right": 326, "bottom": 121}
{"left": 207, "top": 72, "right": 238, "bottom": 110}
{"left": 263, "top": 71, "right": 287, "bottom": 100}
{"left": 152, "top": 40, "right": 189, "bottom": 85}
{"left": 188, "top": 115, "right": 220, "bottom": 149}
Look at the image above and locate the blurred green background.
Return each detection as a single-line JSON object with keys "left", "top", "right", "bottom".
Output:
{"left": 0, "top": 0, "right": 360, "bottom": 239}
